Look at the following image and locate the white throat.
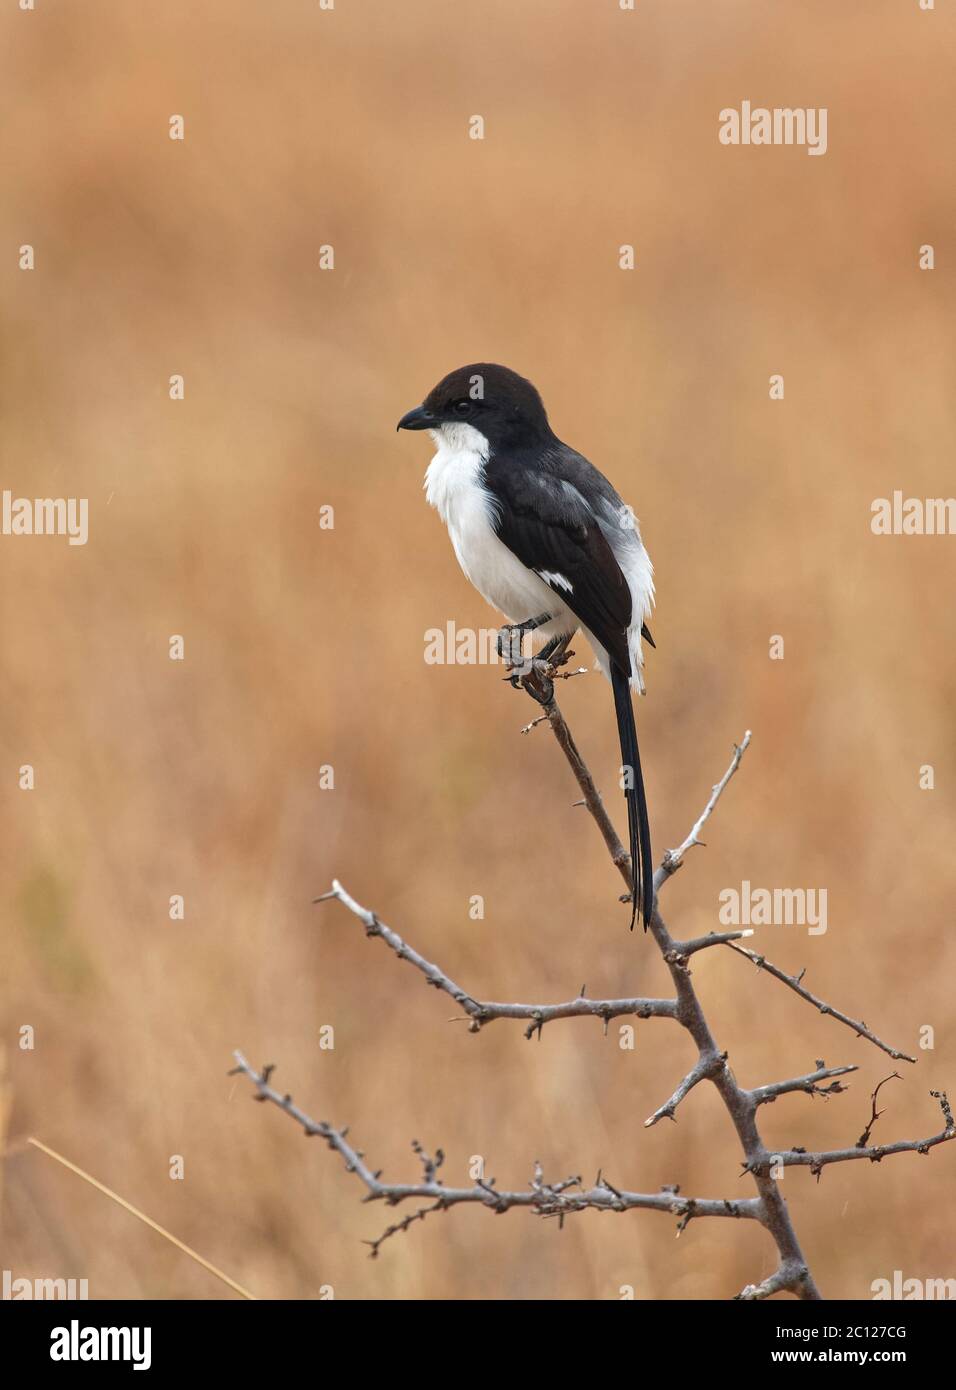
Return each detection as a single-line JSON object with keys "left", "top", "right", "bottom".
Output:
{"left": 423, "top": 422, "right": 491, "bottom": 525}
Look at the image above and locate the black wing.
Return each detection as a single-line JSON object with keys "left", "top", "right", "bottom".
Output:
{"left": 485, "top": 446, "right": 653, "bottom": 928}
{"left": 484, "top": 452, "right": 632, "bottom": 672}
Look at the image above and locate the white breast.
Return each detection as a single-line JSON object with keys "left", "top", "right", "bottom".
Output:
{"left": 423, "top": 423, "right": 573, "bottom": 637}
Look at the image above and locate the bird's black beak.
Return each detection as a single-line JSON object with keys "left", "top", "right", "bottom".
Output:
{"left": 396, "top": 404, "right": 436, "bottom": 432}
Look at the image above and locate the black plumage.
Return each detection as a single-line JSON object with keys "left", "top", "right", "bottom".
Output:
{"left": 399, "top": 363, "right": 655, "bottom": 928}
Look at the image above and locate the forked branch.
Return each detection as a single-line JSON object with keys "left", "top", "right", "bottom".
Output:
{"left": 229, "top": 1051, "right": 763, "bottom": 1257}
{"left": 236, "top": 671, "right": 953, "bottom": 1298}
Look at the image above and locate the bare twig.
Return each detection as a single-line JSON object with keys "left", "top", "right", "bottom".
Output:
{"left": 770, "top": 1131, "right": 956, "bottom": 1175}
{"left": 753, "top": 1092, "right": 956, "bottom": 1178}
{"left": 749, "top": 1064, "right": 858, "bottom": 1108}
{"left": 658, "top": 731, "right": 753, "bottom": 880}
{"left": 736, "top": 1262, "right": 807, "bottom": 1301}
{"left": 722, "top": 941, "right": 917, "bottom": 1064}
{"left": 670, "top": 930, "right": 754, "bottom": 957}
{"left": 644, "top": 1054, "right": 727, "bottom": 1128}
{"left": 519, "top": 712, "right": 548, "bottom": 735}
{"left": 314, "top": 881, "right": 677, "bottom": 1037}
{"left": 856, "top": 1073, "right": 902, "bottom": 1147}
{"left": 230, "top": 1053, "right": 762, "bottom": 1254}
{"left": 932, "top": 1090, "right": 954, "bottom": 1131}
{"left": 539, "top": 693, "right": 633, "bottom": 885}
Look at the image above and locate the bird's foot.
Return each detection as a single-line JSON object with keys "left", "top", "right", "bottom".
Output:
{"left": 503, "top": 655, "right": 555, "bottom": 705}
{"left": 496, "top": 623, "right": 528, "bottom": 666}
{"left": 496, "top": 612, "right": 551, "bottom": 669}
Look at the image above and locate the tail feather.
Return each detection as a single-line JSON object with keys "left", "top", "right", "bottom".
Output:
{"left": 611, "top": 664, "right": 653, "bottom": 929}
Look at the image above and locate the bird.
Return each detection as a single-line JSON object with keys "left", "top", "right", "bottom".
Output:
{"left": 398, "top": 363, "right": 655, "bottom": 928}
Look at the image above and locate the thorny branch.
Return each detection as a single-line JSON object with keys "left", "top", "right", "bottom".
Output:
{"left": 236, "top": 663, "right": 954, "bottom": 1299}
{"left": 721, "top": 941, "right": 917, "bottom": 1064}
{"left": 750, "top": 1088, "right": 954, "bottom": 1179}
{"left": 856, "top": 1073, "right": 902, "bottom": 1148}
{"left": 312, "top": 878, "right": 677, "bottom": 1039}
{"left": 230, "top": 1051, "right": 763, "bottom": 1259}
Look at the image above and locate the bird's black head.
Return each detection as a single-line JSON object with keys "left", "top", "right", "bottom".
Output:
{"left": 397, "top": 363, "right": 552, "bottom": 450}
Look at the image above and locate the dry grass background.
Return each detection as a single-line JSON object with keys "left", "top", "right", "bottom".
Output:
{"left": 1, "top": 0, "right": 954, "bottom": 1301}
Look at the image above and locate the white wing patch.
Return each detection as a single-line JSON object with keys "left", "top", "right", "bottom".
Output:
{"left": 536, "top": 570, "right": 574, "bottom": 593}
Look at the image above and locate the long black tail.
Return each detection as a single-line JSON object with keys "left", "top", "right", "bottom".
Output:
{"left": 611, "top": 663, "right": 653, "bottom": 929}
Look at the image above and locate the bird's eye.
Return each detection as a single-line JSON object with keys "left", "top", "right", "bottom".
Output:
{"left": 452, "top": 399, "right": 472, "bottom": 416}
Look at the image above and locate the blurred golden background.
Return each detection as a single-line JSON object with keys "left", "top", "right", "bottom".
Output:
{"left": 1, "top": 0, "right": 954, "bottom": 1301}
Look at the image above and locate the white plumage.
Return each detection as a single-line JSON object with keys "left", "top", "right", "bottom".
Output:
{"left": 424, "top": 422, "right": 654, "bottom": 692}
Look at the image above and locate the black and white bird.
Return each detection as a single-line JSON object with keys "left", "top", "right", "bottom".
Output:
{"left": 398, "top": 363, "right": 655, "bottom": 928}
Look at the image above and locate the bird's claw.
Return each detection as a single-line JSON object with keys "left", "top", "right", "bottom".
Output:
{"left": 503, "top": 656, "right": 555, "bottom": 704}
{"left": 496, "top": 624, "right": 525, "bottom": 664}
